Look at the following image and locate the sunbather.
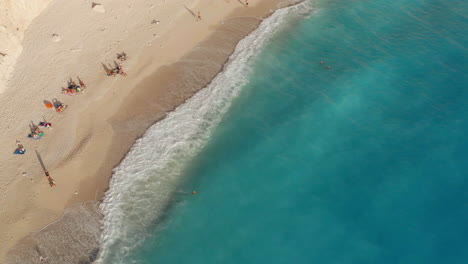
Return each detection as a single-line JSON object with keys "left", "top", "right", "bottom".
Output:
{"left": 117, "top": 64, "right": 127, "bottom": 76}
{"left": 29, "top": 128, "right": 44, "bottom": 139}
{"left": 62, "top": 88, "right": 76, "bottom": 95}
{"left": 14, "top": 147, "right": 26, "bottom": 154}
{"left": 79, "top": 79, "right": 86, "bottom": 89}
{"left": 56, "top": 105, "right": 66, "bottom": 112}
{"left": 39, "top": 122, "right": 52, "bottom": 128}
{"left": 54, "top": 100, "right": 68, "bottom": 112}
{"left": 107, "top": 69, "right": 115, "bottom": 76}
{"left": 14, "top": 140, "right": 26, "bottom": 154}
{"left": 117, "top": 52, "right": 127, "bottom": 61}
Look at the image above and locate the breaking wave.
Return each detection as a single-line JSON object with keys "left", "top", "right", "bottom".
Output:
{"left": 96, "top": 2, "right": 312, "bottom": 263}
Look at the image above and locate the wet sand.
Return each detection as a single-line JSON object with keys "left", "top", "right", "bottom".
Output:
{"left": 5, "top": 202, "right": 102, "bottom": 264}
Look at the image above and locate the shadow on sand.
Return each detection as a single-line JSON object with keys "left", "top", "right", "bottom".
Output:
{"left": 35, "top": 150, "right": 47, "bottom": 172}
{"left": 101, "top": 62, "right": 110, "bottom": 74}
{"left": 183, "top": 5, "right": 198, "bottom": 21}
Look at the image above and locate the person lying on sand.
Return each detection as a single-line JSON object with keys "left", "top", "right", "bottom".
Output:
{"left": 68, "top": 81, "right": 77, "bottom": 88}
{"left": 54, "top": 101, "right": 68, "bottom": 112}
{"left": 14, "top": 140, "right": 26, "bottom": 154}
{"left": 56, "top": 105, "right": 66, "bottom": 112}
{"left": 53, "top": 98, "right": 67, "bottom": 112}
{"left": 117, "top": 64, "right": 127, "bottom": 76}
{"left": 107, "top": 64, "right": 127, "bottom": 76}
{"left": 79, "top": 79, "right": 86, "bottom": 89}
{"left": 38, "top": 122, "right": 52, "bottom": 128}
{"left": 62, "top": 86, "right": 82, "bottom": 95}
{"left": 14, "top": 147, "right": 26, "bottom": 154}
{"left": 29, "top": 128, "right": 44, "bottom": 139}
{"left": 64, "top": 80, "right": 82, "bottom": 94}
{"left": 62, "top": 87, "right": 76, "bottom": 95}
{"left": 107, "top": 68, "right": 115, "bottom": 76}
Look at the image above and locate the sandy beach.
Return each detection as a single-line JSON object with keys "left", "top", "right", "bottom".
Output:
{"left": 0, "top": 0, "right": 297, "bottom": 262}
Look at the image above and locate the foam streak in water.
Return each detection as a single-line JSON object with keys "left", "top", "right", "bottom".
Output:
{"left": 96, "top": 2, "right": 312, "bottom": 263}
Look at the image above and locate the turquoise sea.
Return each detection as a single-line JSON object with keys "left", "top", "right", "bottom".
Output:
{"left": 98, "top": 0, "right": 468, "bottom": 263}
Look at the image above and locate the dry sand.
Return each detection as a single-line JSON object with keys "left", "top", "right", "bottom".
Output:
{"left": 0, "top": 0, "right": 55, "bottom": 93}
{"left": 0, "top": 0, "right": 298, "bottom": 262}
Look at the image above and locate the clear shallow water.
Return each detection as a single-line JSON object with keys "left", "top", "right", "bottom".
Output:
{"left": 99, "top": 0, "right": 468, "bottom": 263}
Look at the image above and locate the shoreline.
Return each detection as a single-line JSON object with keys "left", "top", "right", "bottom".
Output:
{"left": 1, "top": 0, "right": 301, "bottom": 262}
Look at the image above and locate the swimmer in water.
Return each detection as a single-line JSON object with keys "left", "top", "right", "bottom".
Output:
{"left": 327, "top": 66, "right": 332, "bottom": 69}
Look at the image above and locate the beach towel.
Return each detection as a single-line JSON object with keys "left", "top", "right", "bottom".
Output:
{"left": 14, "top": 149, "right": 26, "bottom": 154}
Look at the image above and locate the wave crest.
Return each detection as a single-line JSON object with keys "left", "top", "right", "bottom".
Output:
{"left": 96, "top": 2, "right": 312, "bottom": 263}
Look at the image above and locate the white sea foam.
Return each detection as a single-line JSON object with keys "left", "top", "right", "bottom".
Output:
{"left": 96, "top": 2, "right": 312, "bottom": 263}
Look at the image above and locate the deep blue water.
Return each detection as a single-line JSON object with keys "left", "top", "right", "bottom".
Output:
{"left": 118, "top": 0, "right": 467, "bottom": 263}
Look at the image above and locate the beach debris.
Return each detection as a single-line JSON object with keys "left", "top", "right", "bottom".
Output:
{"left": 151, "top": 19, "right": 160, "bottom": 24}
{"left": 92, "top": 3, "right": 106, "bottom": 13}
{"left": 51, "top": 34, "right": 61, "bottom": 42}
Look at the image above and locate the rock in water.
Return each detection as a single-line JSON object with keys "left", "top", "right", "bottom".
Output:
{"left": 92, "top": 3, "right": 105, "bottom": 13}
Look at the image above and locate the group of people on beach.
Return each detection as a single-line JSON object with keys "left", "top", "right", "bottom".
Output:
{"left": 62, "top": 78, "right": 86, "bottom": 95}
{"left": 14, "top": 52, "right": 130, "bottom": 188}
{"left": 15, "top": 121, "right": 52, "bottom": 153}
{"left": 15, "top": 119, "right": 56, "bottom": 186}
{"left": 107, "top": 52, "right": 128, "bottom": 76}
